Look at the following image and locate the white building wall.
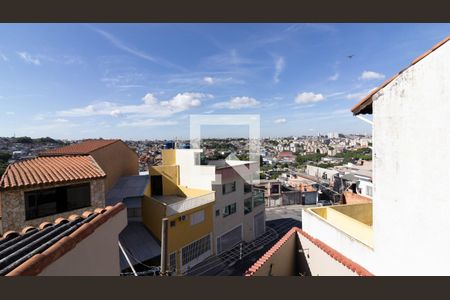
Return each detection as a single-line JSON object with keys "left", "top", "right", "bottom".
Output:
{"left": 174, "top": 149, "right": 216, "bottom": 191}
{"left": 372, "top": 41, "right": 450, "bottom": 275}
{"left": 302, "top": 210, "right": 375, "bottom": 274}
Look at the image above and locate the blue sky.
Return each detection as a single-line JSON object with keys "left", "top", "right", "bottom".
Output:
{"left": 0, "top": 23, "right": 449, "bottom": 140}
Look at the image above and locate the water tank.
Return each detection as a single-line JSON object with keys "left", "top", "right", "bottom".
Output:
{"left": 164, "top": 141, "right": 176, "bottom": 149}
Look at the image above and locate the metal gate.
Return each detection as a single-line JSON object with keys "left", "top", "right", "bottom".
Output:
{"left": 217, "top": 225, "right": 242, "bottom": 254}
{"left": 254, "top": 212, "right": 265, "bottom": 238}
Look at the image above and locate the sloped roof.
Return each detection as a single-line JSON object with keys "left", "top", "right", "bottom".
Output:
{"left": 0, "top": 203, "right": 125, "bottom": 276}
{"left": 39, "top": 139, "right": 121, "bottom": 156}
{"left": 352, "top": 35, "right": 450, "bottom": 115}
{"left": 0, "top": 155, "right": 106, "bottom": 190}
{"left": 245, "top": 226, "right": 373, "bottom": 276}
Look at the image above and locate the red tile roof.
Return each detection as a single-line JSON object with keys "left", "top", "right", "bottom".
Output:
{"left": 1, "top": 203, "right": 125, "bottom": 276}
{"left": 39, "top": 139, "right": 121, "bottom": 156}
{"left": 0, "top": 155, "right": 106, "bottom": 190}
{"left": 245, "top": 227, "right": 373, "bottom": 276}
{"left": 352, "top": 35, "right": 450, "bottom": 115}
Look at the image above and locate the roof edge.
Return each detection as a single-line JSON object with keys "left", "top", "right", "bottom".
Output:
{"left": 351, "top": 35, "right": 450, "bottom": 116}
{"left": 245, "top": 226, "right": 373, "bottom": 276}
{"left": 5, "top": 203, "right": 125, "bottom": 276}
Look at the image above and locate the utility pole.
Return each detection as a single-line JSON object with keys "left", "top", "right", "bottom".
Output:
{"left": 160, "top": 218, "right": 169, "bottom": 276}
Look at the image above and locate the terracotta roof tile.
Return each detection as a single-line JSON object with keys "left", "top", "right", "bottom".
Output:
{"left": 39, "top": 139, "right": 121, "bottom": 156}
{"left": 0, "top": 155, "right": 106, "bottom": 190}
{"left": 352, "top": 35, "right": 450, "bottom": 115}
{"left": 245, "top": 227, "right": 373, "bottom": 276}
{"left": 0, "top": 203, "right": 125, "bottom": 276}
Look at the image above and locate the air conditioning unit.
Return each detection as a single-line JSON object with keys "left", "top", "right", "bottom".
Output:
{"left": 179, "top": 215, "right": 186, "bottom": 221}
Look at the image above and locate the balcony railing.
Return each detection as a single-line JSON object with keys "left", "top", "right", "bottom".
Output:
{"left": 165, "top": 191, "right": 215, "bottom": 216}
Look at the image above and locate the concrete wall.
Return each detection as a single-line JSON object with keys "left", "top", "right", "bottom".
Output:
{"left": 0, "top": 179, "right": 105, "bottom": 234}
{"left": 298, "top": 233, "right": 359, "bottom": 276}
{"left": 252, "top": 230, "right": 297, "bottom": 276}
{"left": 39, "top": 208, "right": 127, "bottom": 276}
{"left": 302, "top": 209, "right": 375, "bottom": 274}
{"left": 91, "top": 141, "right": 139, "bottom": 193}
{"left": 306, "top": 165, "right": 339, "bottom": 182}
{"left": 372, "top": 40, "right": 450, "bottom": 275}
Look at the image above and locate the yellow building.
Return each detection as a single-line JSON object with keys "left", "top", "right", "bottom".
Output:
{"left": 142, "top": 149, "right": 216, "bottom": 275}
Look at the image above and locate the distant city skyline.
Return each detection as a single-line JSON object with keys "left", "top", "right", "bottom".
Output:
{"left": 0, "top": 23, "right": 449, "bottom": 139}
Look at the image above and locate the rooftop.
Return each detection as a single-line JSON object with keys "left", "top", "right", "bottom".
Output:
{"left": 306, "top": 203, "right": 373, "bottom": 248}
{"left": 106, "top": 175, "right": 149, "bottom": 206}
{"left": 0, "top": 203, "right": 125, "bottom": 276}
{"left": 245, "top": 226, "right": 373, "bottom": 276}
{"left": 0, "top": 155, "right": 106, "bottom": 190}
{"left": 39, "top": 139, "right": 121, "bottom": 156}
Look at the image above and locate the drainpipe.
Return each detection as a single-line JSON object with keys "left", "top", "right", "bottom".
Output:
{"left": 160, "top": 218, "right": 169, "bottom": 276}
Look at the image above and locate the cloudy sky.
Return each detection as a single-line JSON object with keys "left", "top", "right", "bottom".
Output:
{"left": 0, "top": 23, "right": 449, "bottom": 139}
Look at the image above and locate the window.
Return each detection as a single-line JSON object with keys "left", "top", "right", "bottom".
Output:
{"left": 215, "top": 209, "right": 220, "bottom": 217}
{"left": 181, "top": 235, "right": 211, "bottom": 266}
{"left": 270, "top": 184, "right": 279, "bottom": 194}
{"left": 253, "top": 189, "right": 265, "bottom": 207}
{"left": 190, "top": 210, "right": 205, "bottom": 225}
{"left": 25, "top": 183, "right": 91, "bottom": 220}
{"left": 223, "top": 203, "right": 237, "bottom": 217}
{"left": 170, "top": 220, "right": 176, "bottom": 227}
{"left": 244, "top": 197, "right": 253, "bottom": 215}
{"left": 244, "top": 182, "right": 252, "bottom": 194}
{"left": 222, "top": 181, "right": 236, "bottom": 195}
{"left": 366, "top": 186, "right": 373, "bottom": 197}
{"left": 169, "top": 252, "right": 176, "bottom": 273}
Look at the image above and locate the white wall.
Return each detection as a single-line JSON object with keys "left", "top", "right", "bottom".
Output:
{"left": 302, "top": 210, "right": 375, "bottom": 274}
{"left": 175, "top": 149, "right": 216, "bottom": 191}
{"left": 372, "top": 41, "right": 450, "bottom": 275}
{"left": 39, "top": 208, "right": 127, "bottom": 276}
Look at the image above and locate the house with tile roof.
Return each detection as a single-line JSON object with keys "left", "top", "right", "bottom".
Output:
{"left": 300, "top": 35, "right": 450, "bottom": 275}
{"left": 0, "top": 155, "right": 107, "bottom": 234}
{"left": 39, "top": 139, "right": 139, "bottom": 194}
{"left": 0, "top": 203, "right": 127, "bottom": 276}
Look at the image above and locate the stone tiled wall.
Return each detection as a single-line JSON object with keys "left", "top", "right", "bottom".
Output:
{"left": 0, "top": 179, "right": 105, "bottom": 235}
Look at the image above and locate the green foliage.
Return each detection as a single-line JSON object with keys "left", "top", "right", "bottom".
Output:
{"left": 296, "top": 153, "right": 327, "bottom": 166}
{"left": 335, "top": 147, "right": 372, "bottom": 163}
{"left": 16, "top": 136, "right": 33, "bottom": 144}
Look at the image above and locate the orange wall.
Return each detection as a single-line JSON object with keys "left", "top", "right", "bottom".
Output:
{"left": 91, "top": 141, "right": 139, "bottom": 193}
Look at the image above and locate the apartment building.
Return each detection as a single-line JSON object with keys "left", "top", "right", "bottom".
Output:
{"left": 142, "top": 149, "right": 216, "bottom": 275}
{"left": 40, "top": 139, "right": 139, "bottom": 193}
{"left": 0, "top": 155, "right": 106, "bottom": 234}
{"left": 210, "top": 160, "right": 265, "bottom": 254}
{"left": 301, "top": 35, "right": 450, "bottom": 275}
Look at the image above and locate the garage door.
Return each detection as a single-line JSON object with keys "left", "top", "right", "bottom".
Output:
{"left": 254, "top": 212, "right": 265, "bottom": 238}
{"left": 217, "top": 225, "right": 242, "bottom": 254}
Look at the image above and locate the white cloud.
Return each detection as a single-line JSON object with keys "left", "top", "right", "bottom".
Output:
{"left": 273, "top": 56, "right": 285, "bottom": 83}
{"left": 274, "top": 118, "right": 287, "bottom": 124}
{"left": 359, "top": 71, "right": 385, "bottom": 80}
{"left": 54, "top": 118, "right": 69, "bottom": 123}
{"left": 5, "top": 111, "right": 15, "bottom": 115}
{"left": 203, "top": 76, "right": 215, "bottom": 84}
{"left": 58, "top": 92, "right": 211, "bottom": 118}
{"left": 117, "top": 119, "right": 178, "bottom": 127}
{"left": 213, "top": 96, "right": 260, "bottom": 109}
{"left": 328, "top": 73, "right": 339, "bottom": 81}
{"left": 346, "top": 87, "right": 378, "bottom": 100}
{"left": 0, "top": 52, "right": 8, "bottom": 62}
{"left": 295, "top": 92, "right": 325, "bottom": 105}
{"left": 91, "top": 26, "right": 184, "bottom": 71}
{"left": 17, "top": 52, "right": 40, "bottom": 65}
